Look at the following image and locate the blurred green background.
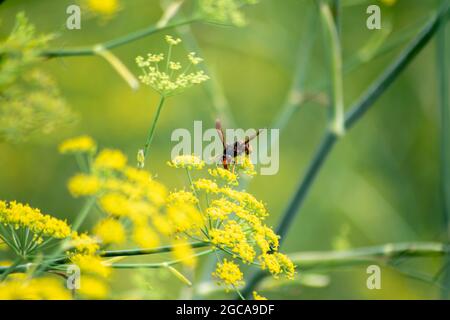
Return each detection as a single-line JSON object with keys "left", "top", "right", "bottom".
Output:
{"left": 0, "top": 0, "right": 448, "bottom": 299}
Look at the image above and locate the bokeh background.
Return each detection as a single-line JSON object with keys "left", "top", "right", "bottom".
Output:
{"left": 0, "top": 0, "right": 448, "bottom": 299}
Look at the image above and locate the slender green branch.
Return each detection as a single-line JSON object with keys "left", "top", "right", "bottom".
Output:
{"left": 345, "top": 4, "right": 449, "bottom": 129}
{"left": 41, "top": 18, "right": 200, "bottom": 58}
{"left": 289, "top": 242, "right": 449, "bottom": 270}
{"left": 71, "top": 196, "right": 97, "bottom": 232}
{"left": 111, "top": 249, "right": 213, "bottom": 269}
{"left": 320, "top": 1, "right": 345, "bottom": 135}
{"left": 94, "top": 46, "right": 139, "bottom": 90}
{"left": 332, "top": 0, "right": 341, "bottom": 36}
{"left": 100, "top": 241, "right": 210, "bottom": 258}
{"left": 437, "top": 0, "right": 450, "bottom": 298}
{"left": 240, "top": 3, "right": 450, "bottom": 299}
{"left": 0, "top": 242, "right": 210, "bottom": 276}
{"left": 142, "top": 95, "right": 166, "bottom": 163}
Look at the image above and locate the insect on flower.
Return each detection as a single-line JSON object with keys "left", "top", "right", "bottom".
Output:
{"left": 215, "top": 119, "right": 261, "bottom": 170}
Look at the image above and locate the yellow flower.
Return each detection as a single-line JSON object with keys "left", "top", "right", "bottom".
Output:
{"left": 275, "top": 252, "right": 296, "bottom": 279}
{"left": 167, "top": 155, "right": 205, "bottom": 170}
{"left": 172, "top": 240, "right": 197, "bottom": 267}
{"left": 259, "top": 253, "right": 280, "bottom": 276}
{"left": 236, "top": 155, "right": 257, "bottom": 176}
{"left": 59, "top": 135, "right": 96, "bottom": 154}
{"left": 0, "top": 260, "right": 11, "bottom": 266}
{"left": 206, "top": 198, "right": 236, "bottom": 220}
{"left": 167, "top": 204, "right": 203, "bottom": 233}
{"left": 167, "top": 190, "right": 199, "bottom": 206}
{"left": 70, "top": 253, "right": 111, "bottom": 278}
{"left": 220, "top": 188, "right": 268, "bottom": 218}
{"left": 188, "top": 52, "right": 203, "bottom": 65}
{"left": 210, "top": 220, "right": 255, "bottom": 263}
{"left": 85, "top": 0, "right": 120, "bottom": 16}
{"left": 70, "top": 232, "right": 100, "bottom": 255}
{"left": 259, "top": 252, "right": 295, "bottom": 279}
{"left": 68, "top": 174, "right": 101, "bottom": 197}
{"left": 0, "top": 201, "right": 71, "bottom": 245}
{"left": 0, "top": 276, "right": 71, "bottom": 300}
{"left": 210, "top": 220, "right": 246, "bottom": 248}
{"left": 151, "top": 214, "right": 173, "bottom": 236}
{"left": 78, "top": 275, "right": 109, "bottom": 299}
{"left": 136, "top": 38, "right": 209, "bottom": 96}
{"left": 132, "top": 224, "right": 159, "bottom": 248}
{"left": 209, "top": 167, "right": 238, "bottom": 185}
{"left": 94, "top": 149, "right": 127, "bottom": 170}
{"left": 213, "top": 259, "right": 244, "bottom": 288}
{"left": 193, "top": 179, "right": 219, "bottom": 193}
{"left": 165, "top": 35, "right": 182, "bottom": 46}
{"left": 253, "top": 291, "right": 267, "bottom": 300}
{"left": 233, "top": 241, "right": 256, "bottom": 264}
{"left": 99, "top": 193, "right": 132, "bottom": 217}
{"left": 93, "top": 218, "right": 126, "bottom": 245}
{"left": 380, "top": 0, "right": 396, "bottom": 6}
{"left": 169, "top": 61, "right": 182, "bottom": 70}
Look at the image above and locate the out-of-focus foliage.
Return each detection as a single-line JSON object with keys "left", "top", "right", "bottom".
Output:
{"left": 0, "top": 13, "right": 75, "bottom": 143}
{"left": 198, "top": 0, "right": 259, "bottom": 26}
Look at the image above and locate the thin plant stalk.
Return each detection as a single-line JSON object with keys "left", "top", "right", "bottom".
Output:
{"left": 94, "top": 46, "right": 139, "bottom": 90}
{"left": 142, "top": 96, "right": 166, "bottom": 162}
{"left": 320, "top": 1, "right": 345, "bottom": 136}
{"left": 41, "top": 18, "right": 200, "bottom": 58}
{"left": 437, "top": 1, "right": 450, "bottom": 298}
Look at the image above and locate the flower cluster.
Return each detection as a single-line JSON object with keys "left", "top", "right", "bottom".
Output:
{"left": 0, "top": 134, "right": 293, "bottom": 300}
{"left": 58, "top": 135, "right": 97, "bottom": 154}
{"left": 168, "top": 154, "right": 296, "bottom": 292}
{"left": 61, "top": 137, "right": 202, "bottom": 267}
{"left": 136, "top": 35, "right": 209, "bottom": 96}
{"left": 199, "top": 0, "right": 259, "bottom": 27}
{"left": 168, "top": 155, "right": 206, "bottom": 170}
{"left": 0, "top": 197, "right": 111, "bottom": 299}
{"left": 0, "top": 200, "right": 71, "bottom": 255}
{"left": 0, "top": 275, "right": 71, "bottom": 300}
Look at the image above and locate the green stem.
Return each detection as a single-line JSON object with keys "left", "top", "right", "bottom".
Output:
{"left": 289, "top": 242, "right": 449, "bottom": 270}
{"left": 142, "top": 96, "right": 166, "bottom": 162}
{"left": 94, "top": 47, "right": 139, "bottom": 90}
{"left": 320, "top": 1, "right": 345, "bottom": 135}
{"left": 100, "top": 241, "right": 210, "bottom": 258}
{"left": 41, "top": 18, "right": 200, "bottom": 58}
{"left": 71, "top": 196, "right": 96, "bottom": 232}
{"left": 110, "top": 249, "right": 213, "bottom": 269}
{"left": 0, "top": 258, "right": 23, "bottom": 281}
{"left": 437, "top": 0, "right": 450, "bottom": 299}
